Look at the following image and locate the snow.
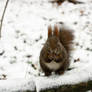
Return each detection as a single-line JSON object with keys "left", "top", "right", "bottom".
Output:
{"left": 0, "top": 77, "right": 35, "bottom": 92}
{"left": 0, "top": 0, "right": 92, "bottom": 92}
{"left": 35, "top": 62, "right": 92, "bottom": 92}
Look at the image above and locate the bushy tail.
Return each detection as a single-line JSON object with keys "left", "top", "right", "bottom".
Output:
{"left": 59, "top": 28, "right": 74, "bottom": 53}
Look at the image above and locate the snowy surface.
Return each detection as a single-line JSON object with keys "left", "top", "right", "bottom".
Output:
{"left": 0, "top": 77, "right": 35, "bottom": 92}
{"left": 35, "top": 62, "right": 92, "bottom": 92}
{"left": 0, "top": 0, "right": 92, "bottom": 92}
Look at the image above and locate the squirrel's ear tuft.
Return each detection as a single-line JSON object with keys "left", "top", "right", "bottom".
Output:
{"left": 48, "top": 25, "right": 52, "bottom": 37}
{"left": 54, "top": 25, "right": 59, "bottom": 37}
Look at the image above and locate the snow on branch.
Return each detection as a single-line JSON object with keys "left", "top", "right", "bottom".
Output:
{"left": 0, "top": 0, "right": 10, "bottom": 38}
{"left": 40, "top": 80, "right": 92, "bottom": 92}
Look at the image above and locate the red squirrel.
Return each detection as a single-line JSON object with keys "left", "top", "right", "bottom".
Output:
{"left": 39, "top": 25, "right": 74, "bottom": 76}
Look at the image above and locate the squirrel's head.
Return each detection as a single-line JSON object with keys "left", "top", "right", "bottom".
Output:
{"left": 45, "top": 25, "right": 66, "bottom": 63}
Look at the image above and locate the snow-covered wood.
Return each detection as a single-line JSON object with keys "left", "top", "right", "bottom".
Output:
{"left": 40, "top": 81, "right": 92, "bottom": 92}
{"left": 35, "top": 62, "right": 92, "bottom": 92}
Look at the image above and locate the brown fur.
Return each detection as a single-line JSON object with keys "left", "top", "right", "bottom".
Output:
{"left": 53, "top": 25, "right": 59, "bottom": 37}
{"left": 40, "top": 25, "right": 74, "bottom": 76}
{"left": 48, "top": 25, "right": 52, "bottom": 37}
{"left": 59, "top": 28, "right": 74, "bottom": 53}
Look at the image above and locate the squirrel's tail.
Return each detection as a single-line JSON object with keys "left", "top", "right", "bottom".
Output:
{"left": 59, "top": 28, "right": 74, "bottom": 53}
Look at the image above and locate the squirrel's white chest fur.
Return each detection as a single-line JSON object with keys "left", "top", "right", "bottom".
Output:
{"left": 45, "top": 61, "right": 62, "bottom": 70}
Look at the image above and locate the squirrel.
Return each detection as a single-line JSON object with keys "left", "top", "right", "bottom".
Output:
{"left": 39, "top": 25, "right": 74, "bottom": 76}
{"left": 51, "top": 0, "right": 83, "bottom": 5}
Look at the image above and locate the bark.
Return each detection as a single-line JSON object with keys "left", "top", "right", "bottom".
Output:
{"left": 40, "top": 80, "right": 92, "bottom": 92}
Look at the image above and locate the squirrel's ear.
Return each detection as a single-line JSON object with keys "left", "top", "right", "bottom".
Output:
{"left": 48, "top": 25, "right": 52, "bottom": 37}
{"left": 54, "top": 25, "right": 59, "bottom": 37}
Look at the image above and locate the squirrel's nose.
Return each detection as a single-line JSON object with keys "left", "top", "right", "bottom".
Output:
{"left": 51, "top": 54, "right": 56, "bottom": 60}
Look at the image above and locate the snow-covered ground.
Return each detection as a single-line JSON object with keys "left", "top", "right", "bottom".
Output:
{"left": 0, "top": 0, "right": 92, "bottom": 91}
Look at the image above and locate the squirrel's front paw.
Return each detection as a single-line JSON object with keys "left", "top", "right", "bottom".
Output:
{"left": 55, "top": 70, "right": 65, "bottom": 75}
{"left": 45, "top": 72, "right": 51, "bottom": 76}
